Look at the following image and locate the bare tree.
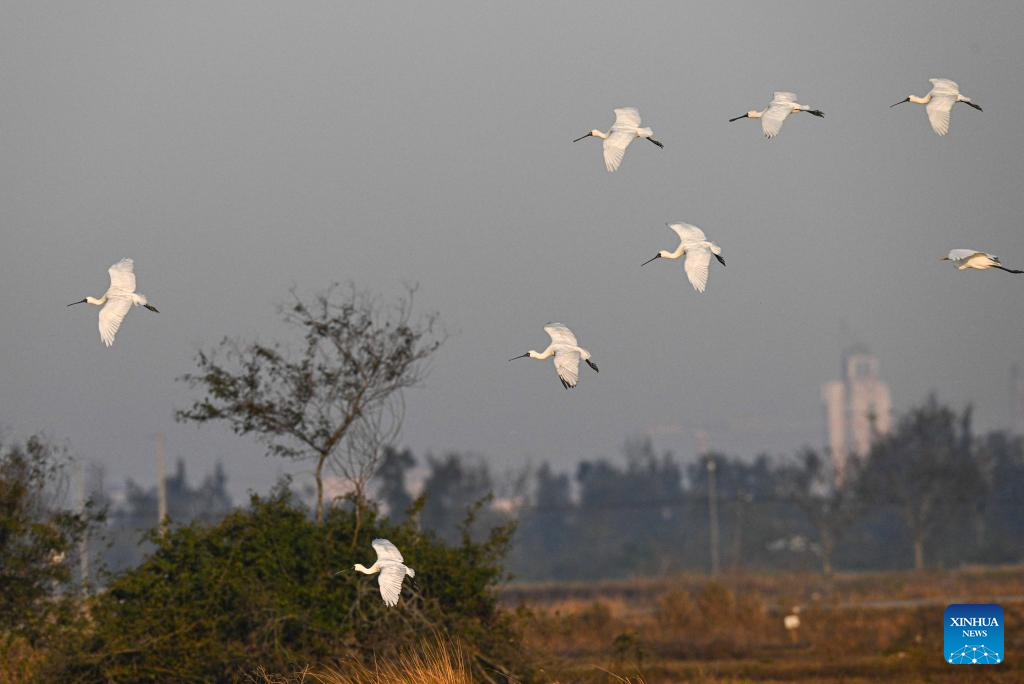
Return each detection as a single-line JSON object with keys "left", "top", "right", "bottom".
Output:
{"left": 858, "top": 395, "right": 983, "bottom": 570}
{"left": 779, "top": 448, "right": 863, "bottom": 576}
{"left": 176, "top": 284, "right": 442, "bottom": 525}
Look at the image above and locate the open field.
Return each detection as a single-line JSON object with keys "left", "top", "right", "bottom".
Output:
{"left": 503, "top": 565, "right": 1024, "bottom": 682}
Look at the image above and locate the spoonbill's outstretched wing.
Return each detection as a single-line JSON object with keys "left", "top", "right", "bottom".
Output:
{"left": 377, "top": 564, "right": 408, "bottom": 607}
{"left": 604, "top": 107, "right": 641, "bottom": 172}
{"left": 926, "top": 79, "right": 959, "bottom": 136}
{"left": 553, "top": 349, "right": 581, "bottom": 389}
{"left": 107, "top": 258, "right": 136, "bottom": 294}
{"left": 947, "top": 248, "right": 984, "bottom": 264}
{"left": 684, "top": 247, "right": 713, "bottom": 293}
{"left": 372, "top": 538, "right": 404, "bottom": 563}
{"left": 669, "top": 222, "right": 708, "bottom": 245}
{"left": 762, "top": 92, "right": 797, "bottom": 138}
{"left": 98, "top": 298, "right": 132, "bottom": 347}
{"left": 544, "top": 323, "right": 578, "bottom": 347}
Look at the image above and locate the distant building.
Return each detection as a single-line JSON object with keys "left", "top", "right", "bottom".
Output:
{"left": 821, "top": 347, "right": 891, "bottom": 482}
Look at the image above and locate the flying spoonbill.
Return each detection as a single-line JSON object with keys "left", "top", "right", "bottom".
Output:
{"left": 509, "top": 323, "right": 599, "bottom": 389}
{"left": 351, "top": 538, "right": 415, "bottom": 607}
{"left": 68, "top": 258, "right": 159, "bottom": 347}
{"left": 942, "top": 249, "right": 1022, "bottom": 274}
{"left": 729, "top": 92, "right": 824, "bottom": 138}
{"left": 573, "top": 107, "right": 663, "bottom": 172}
{"left": 642, "top": 223, "right": 725, "bottom": 293}
{"left": 891, "top": 79, "right": 981, "bottom": 136}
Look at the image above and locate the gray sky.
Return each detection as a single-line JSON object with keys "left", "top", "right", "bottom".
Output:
{"left": 3, "top": 1, "right": 1024, "bottom": 499}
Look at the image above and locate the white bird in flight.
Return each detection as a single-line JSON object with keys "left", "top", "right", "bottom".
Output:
{"left": 891, "top": 79, "right": 982, "bottom": 136}
{"left": 68, "top": 258, "right": 159, "bottom": 347}
{"left": 729, "top": 92, "right": 824, "bottom": 138}
{"left": 573, "top": 107, "right": 663, "bottom": 172}
{"left": 942, "top": 249, "right": 1022, "bottom": 274}
{"left": 509, "top": 323, "right": 599, "bottom": 389}
{"left": 642, "top": 223, "right": 725, "bottom": 293}
{"left": 352, "top": 538, "right": 415, "bottom": 607}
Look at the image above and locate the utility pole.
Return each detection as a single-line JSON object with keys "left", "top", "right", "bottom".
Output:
{"left": 156, "top": 432, "right": 167, "bottom": 535}
{"left": 707, "top": 457, "right": 720, "bottom": 576}
{"left": 79, "top": 462, "right": 90, "bottom": 593}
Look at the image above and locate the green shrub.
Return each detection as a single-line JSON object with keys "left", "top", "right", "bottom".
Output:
{"left": 53, "top": 486, "right": 529, "bottom": 683}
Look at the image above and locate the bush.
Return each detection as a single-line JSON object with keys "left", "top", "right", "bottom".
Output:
{"left": 52, "top": 486, "right": 529, "bottom": 683}
{"left": 0, "top": 435, "right": 102, "bottom": 642}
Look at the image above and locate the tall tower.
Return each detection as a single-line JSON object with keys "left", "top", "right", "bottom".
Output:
{"left": 821, "top": 347, "right": 892, "bottom": 483}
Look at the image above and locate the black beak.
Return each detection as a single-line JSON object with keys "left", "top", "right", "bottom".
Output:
{"left": 728, "top": 113, "right": 749, "bottom": 122}
{"left": 965, "top": 101, "right": 983, "bottom": 111}
{"left": 647, "top": 137, "right": 664, "bottom": 148}
{"left": 586, "top": 359, "right": 599, "bottom": 373}
{"left": 806, "top": 109, "right": 825, "bottom": 118}
{"left": 641, "top": 254, "right": 661, "bottom": 267}
{"left": 508, "top": 353, "right": 529, "bottom": 362}
{"left": 67, "top": 299, "right": 86, "bottom": 307}
{"left": 572, "top": 132, "right": 593, "bottom": 143}
{"left": 144, "top": 304, "right": 160, "bottom": 313}
{"left": 890, "top": 98, "right": 910, "bottom": 108}
{"left": 715, "top": 254, "right": 726, "bottom": 266}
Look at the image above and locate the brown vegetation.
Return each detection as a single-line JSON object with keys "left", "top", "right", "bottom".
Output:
{"left": 509, "top": 565, "right": 1024, "bottom": 682}
{"left": 251, "top": 637, "right": 473, "bottom": 684}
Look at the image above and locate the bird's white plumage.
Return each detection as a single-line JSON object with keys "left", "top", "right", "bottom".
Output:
{"left": 372, "top": 538, "right": 404, "bottom": 563}
{"left": 603, "top": 108, "right": 642, "bottom": 172}
{"left": 762, "top": 92, "right": 798, "bottom": 138}
{"left": 72, "top": 258, "right": 156, "bottom": 347}
{"left": 516, "top": 323, "right": 596, "bottom": 389}
{"left": 98, "top": 298, "right": 132, "bottom": 347}
{"left": 544, "top": 322, "right": 578, "bottom": 348}
{"left": 664, "top": 223, "right": 722, "bottom": 293}
{"left": 926, "top": 95, "right": 955, "bottom": 136}
{"left": 611, "top": 106, "right": 642, "bottom": 130}
{"left": 919, "top": 79, "right": 973, "bottom": 136}
{"left": 944, "top": 248, "right": 1010, "bottom": 271}
{"left": 669, "top": 222, "right": 708, "bottom": 243}
{"left": 947, "top": 248, "right": 988, "bottom": 263}
{"left": 684, "top": 247, "right": 713, "bottom": 293}
{"left": 553, "top": 350, "right": 581, "bottom": 388}
{"left": 929, "top": 78, "right": 960, "bottom": 95}
{"left": 107, "top": 258, "right": 137, "bottom": 294}
{"left": 377, "top": 563, "right": 408, "bottom": 607}
{"left": 357, "top": 538, "right": 414, "bottom": 607}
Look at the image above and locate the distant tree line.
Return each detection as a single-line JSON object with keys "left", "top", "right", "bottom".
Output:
{"left": 377, "top": 396, "right": 1024, "bottom": 580}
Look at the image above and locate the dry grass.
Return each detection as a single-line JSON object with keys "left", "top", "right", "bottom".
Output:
{"left": 253, "top": 637, "right": 474, "bottom": 684}
{"left": 512, "top": 565, "right": 1024, "bottom": 682}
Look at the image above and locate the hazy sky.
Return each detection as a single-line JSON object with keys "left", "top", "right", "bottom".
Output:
{"left": 3, "top": 2, "right": 1024, "bottom": 499}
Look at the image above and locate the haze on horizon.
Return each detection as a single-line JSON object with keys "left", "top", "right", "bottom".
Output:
{"left": 2, "top": 1, "right": 1024, "bottom": 499}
